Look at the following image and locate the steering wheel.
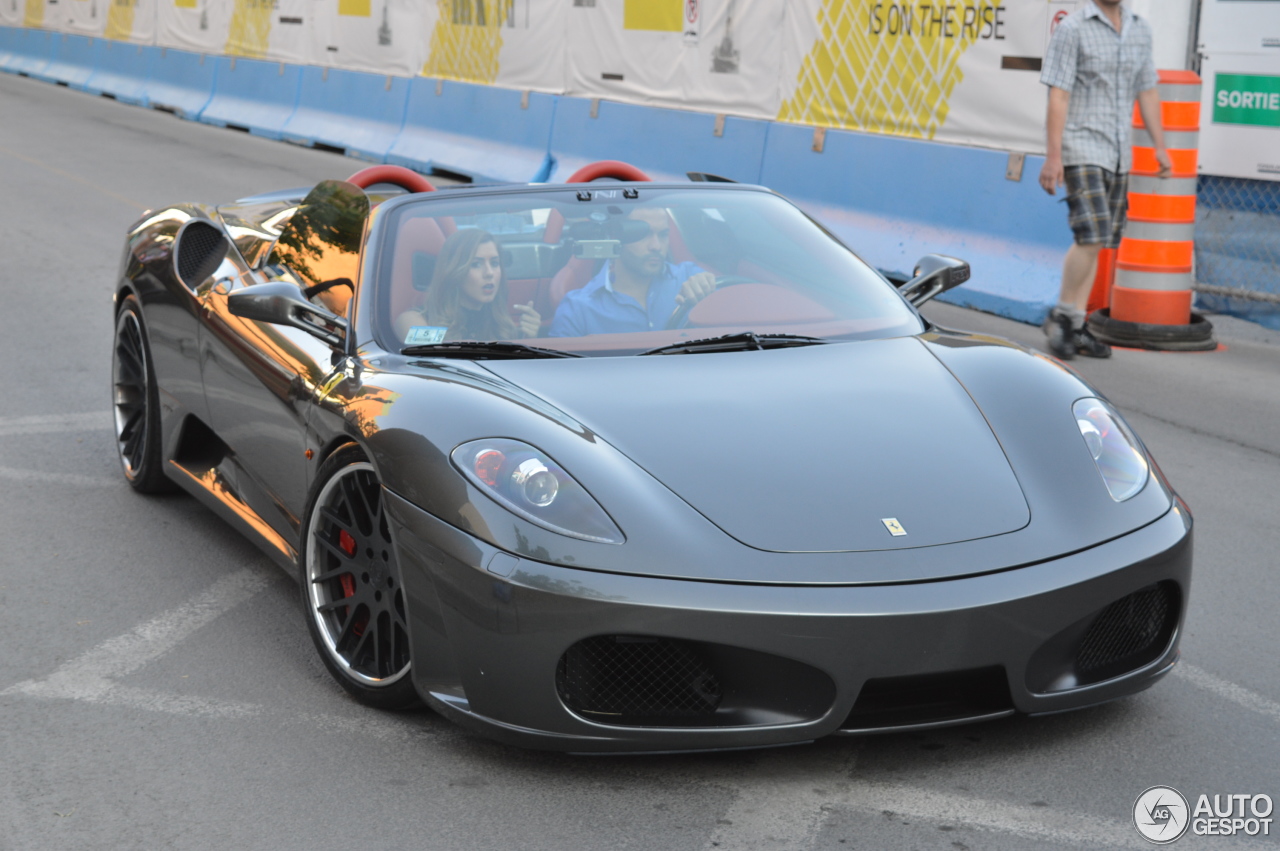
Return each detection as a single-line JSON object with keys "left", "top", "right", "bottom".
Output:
{"left": 664, "top": 275, "right": 759, "bottom": 330}
{"left": 346, "top": 165, "right": 436, "bottom": 194}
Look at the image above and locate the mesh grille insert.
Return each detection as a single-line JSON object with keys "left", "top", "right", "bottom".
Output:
{"left": 175, "top": 221, "right": 229, "bottom": 288}
{"left": 556, "top": 635, "right": 723, "bottom": 722}
{"left": 1076, "top": 584, "right": 1173, "bottom": 675}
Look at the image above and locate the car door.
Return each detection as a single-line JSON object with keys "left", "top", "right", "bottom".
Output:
{"left": 197, "top": 181, "right": 370, "bottom": 546}
{"left": 131, "top": 209, "right": 218, "bottom": 429}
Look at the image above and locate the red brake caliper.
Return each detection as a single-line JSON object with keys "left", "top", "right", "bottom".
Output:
{"left": 337, "top": 530, "right": 364, "bottom": 637}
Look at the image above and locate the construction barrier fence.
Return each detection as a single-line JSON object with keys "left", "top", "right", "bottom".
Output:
{"left": 1195, "top": 175, "right": 1280, "bottom": 328}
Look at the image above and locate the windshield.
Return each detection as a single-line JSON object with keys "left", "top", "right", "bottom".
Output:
{"left": 373, "top": 187, "right": 922, "bottom": 356}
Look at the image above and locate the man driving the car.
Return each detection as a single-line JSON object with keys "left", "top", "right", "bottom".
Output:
{"left": 548, "top": 207, "right": 716, "bottom": 337}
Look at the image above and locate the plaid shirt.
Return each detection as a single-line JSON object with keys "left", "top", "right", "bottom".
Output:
{"left": 1040, "top": 1, "right": 1159, "bottom": 173}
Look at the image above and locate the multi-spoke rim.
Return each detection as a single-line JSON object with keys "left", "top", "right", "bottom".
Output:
{"left": 306, "top": 462, "right": 411, "bottom": 687}
{"left": 113, "top": 308, "right": 149, "bottom": 479}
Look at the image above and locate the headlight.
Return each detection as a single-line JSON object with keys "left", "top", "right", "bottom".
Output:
{"left": 451, "top": 439, "right": 624, "bottom": 544}
{"left": 1073, "top": 398, "right": 1149, "bottom": 501}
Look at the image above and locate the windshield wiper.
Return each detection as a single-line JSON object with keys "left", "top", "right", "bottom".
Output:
{"left": 401, "top": 341, "right": 583, "bottom": 359}
{"left": 639, "top": 332, "right": 828, "bottom": 356}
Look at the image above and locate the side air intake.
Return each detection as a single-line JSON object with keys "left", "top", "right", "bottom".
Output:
{"left": 174, "top": 220, "right": 231, "bottom": 289}
{"left": 1027, "top": 581, "right": 1180, "bottom": 693}
{"left": 555, "top": 635, "right": 836, "bottom": 728}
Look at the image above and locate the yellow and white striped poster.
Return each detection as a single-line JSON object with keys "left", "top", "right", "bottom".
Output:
{"left": 104, "top": 0, "right": 157, "bottom": 44}
{"left": 155, "top": 0, "right": 232, "bottom": 53}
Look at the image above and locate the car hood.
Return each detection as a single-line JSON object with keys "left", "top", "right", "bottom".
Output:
{"left": 482, "top": 337, "right": 1030, "bottom": 553}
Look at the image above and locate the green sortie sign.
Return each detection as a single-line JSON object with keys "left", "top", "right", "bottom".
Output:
{"left": 1213, "top": 73, "right": 1280, "bottom": 128}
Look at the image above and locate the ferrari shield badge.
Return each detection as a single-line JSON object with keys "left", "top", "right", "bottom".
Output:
{"left": 882, "top": 518, "right": 907, "bottom": 537}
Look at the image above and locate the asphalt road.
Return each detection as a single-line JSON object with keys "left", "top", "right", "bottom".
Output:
{"left": 2, "top": 72, "right": 1278, "bottom": 851}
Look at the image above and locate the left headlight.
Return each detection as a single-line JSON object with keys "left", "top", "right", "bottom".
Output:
{"left": 1073, "top": 398, "right": 1149, "bottom": 502}
{"left": 451, "top": 439, "right": 625, "bottom": 544}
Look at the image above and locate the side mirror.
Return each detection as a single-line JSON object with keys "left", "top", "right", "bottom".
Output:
{"left": 227, "top": 281, "right": 348, "bottom": 349}
{"left": 898, "top": 254, "right": 970, "bottom": 307}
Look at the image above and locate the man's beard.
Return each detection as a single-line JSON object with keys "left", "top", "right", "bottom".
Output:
{"left": 620, "top": 250, "right": 665, "bottom": 279}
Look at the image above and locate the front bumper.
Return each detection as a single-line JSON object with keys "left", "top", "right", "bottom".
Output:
{"left": 386, "top": 491, "right": 1192, "bottom": 753}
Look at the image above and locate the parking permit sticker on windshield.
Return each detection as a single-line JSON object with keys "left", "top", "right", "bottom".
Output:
{"left": 405, "top": 326, "right": 448, "bottom": 345}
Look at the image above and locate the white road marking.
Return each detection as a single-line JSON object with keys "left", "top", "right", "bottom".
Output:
{"left": 0, "top": 466, "right": 118, "bottom": 488}
{"left": 96, "top": 684, "right": 263, "bottom": 719}
{"left": 0, "top": 411, "right": 109, "bottom": 437}
{"left": 2, "top": 568, "right": 432, "bottom": 744}
{"left": 1175, "top": 663, "right": 1280, "bottom": 724}
{"left": 838, "top": 781, "right": 1150, "bottom": 849}
{"left": 700, "top": 745, "right": 1158, "bottom": 851}
{"left": 4, "top": 569, "right": 268, "bottom": 703}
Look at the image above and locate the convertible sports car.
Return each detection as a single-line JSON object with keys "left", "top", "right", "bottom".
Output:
{"left": 112, "top": 161, "right": 1192, "bottom": 752}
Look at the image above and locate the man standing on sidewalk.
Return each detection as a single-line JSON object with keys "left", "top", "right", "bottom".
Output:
{"left": 1038, "top": 0, "right": 1171, "bottom": 360}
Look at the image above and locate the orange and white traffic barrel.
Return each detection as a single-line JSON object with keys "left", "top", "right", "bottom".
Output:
{"left": 1089, "top": 70, "right": 1216, "bottom": 351}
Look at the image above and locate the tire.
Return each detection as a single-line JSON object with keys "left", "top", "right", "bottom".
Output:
{"left": 1087, "top": 309, "right": 1217, "bottom": 352}
{"left": 300, "top": 445, "right": 419, "bottom": 710}
{"left": 112, "top": 295, "right": 175, "bottom": 493}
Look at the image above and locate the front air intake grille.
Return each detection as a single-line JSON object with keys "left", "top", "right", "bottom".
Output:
{"left": 841, "top": 666, "right": 1013, "bottom": 732}
{"left": 1076, "top": 583, "right": 1175, "bottom": 677}
{"left": 175, "top": 220, "right": 230, "bottom": 289}
{"left": 557, "top": 635, "right": 723, "bottom": 723}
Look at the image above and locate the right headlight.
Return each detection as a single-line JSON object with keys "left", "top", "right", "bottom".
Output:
{"left": 1073, "top": 398, "right": 1149, "bottom": 502}
{"left": 451, "top": 438, "right": 625, "bottom": 544}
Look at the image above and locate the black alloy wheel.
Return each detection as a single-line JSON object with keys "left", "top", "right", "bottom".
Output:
{"left": 302, "top": 445, "right": 418, "bottom": 709}
{"left": 112, "top": 295, "right": 173, "bottom": 493}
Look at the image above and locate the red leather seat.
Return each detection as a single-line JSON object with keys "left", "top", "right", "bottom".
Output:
{"left": 389, "top": 217, "right": 448, "bottom": 321}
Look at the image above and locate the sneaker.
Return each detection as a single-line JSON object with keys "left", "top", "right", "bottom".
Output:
{"left": 1074, "top": 326, "right": 1112, "bottom": 358}
{"left": 1043, "top": 311, "right": 1075, "bottom": 360}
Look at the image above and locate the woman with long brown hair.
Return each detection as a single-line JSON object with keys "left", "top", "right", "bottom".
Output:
{"left": 394, "top": 228, "right": 540, "bottom": 342}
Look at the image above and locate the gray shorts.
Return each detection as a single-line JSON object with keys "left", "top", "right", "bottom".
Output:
{"left": 1064, "top": 165, "right": 1128, "bottom": 249}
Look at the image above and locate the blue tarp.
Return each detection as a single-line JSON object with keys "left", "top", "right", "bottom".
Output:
{"left": 282, "top": 67, "right": 411, "bottom": 162}
{"left": 547, "top": 97, "right": 770, "bottom": 185}
{"left": 83, "top": 40, "right": 154, "bottom": 105}
{"left": 386, "top": 79, "right": 555, "bottom": 183}
{"left": 36, "top": 33, "right": 98, "bottom": 89}
{"left": 199, "top": 55, "right": 301, "bottom": 139}
{"left": 144, "top": 48, "right": 216, "bottom": 119}
{"left": 3, "top": 27, "right": 52, "bottom": 77}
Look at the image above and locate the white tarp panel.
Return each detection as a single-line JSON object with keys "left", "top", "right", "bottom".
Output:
{"left": 414, "top": 0, "right": 565, "bottom": 92}
{"left": 492, "top": 0, "right": 567, "bottom": 92}
{"left": 942, "top": 0, "right": 1060, "bottom": 152}
{"left": 195, "top": 0, "right": 312, "bottom": 62}
{"left": 564, "top": 0, "right": 785, "bottom": 119}
{"left": 314, "top": 0, "right": 425, "bottom": 77}
{"left": 62, "top": 0, "right": 108, "bottom": 36}
{"left": 0, "top": 0, "right": 21, "bottom": 27}
{"left": 156, "top": 0, "right": 232, "bottom": 54}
